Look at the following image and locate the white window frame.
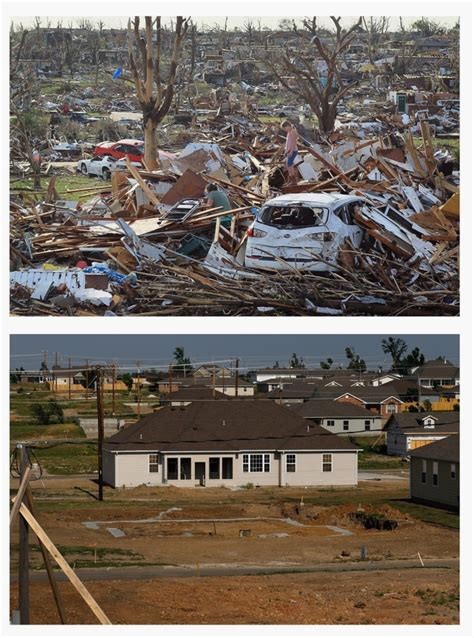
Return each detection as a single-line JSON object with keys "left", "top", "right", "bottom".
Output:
{"left": 149, "top": 453, "right": 159, "bottom": 473}
{"left": 343, "top": 420, "right": 349, "bottom": 431}
{"left": 326, "top": 419, "right": 335, "bottom": 427}
{"left": 432, "top": 460, "right": 439, "bottom": 487}
{"left": 364, "top": 420, "right": 371, "bottom": 431}
{"left": 322, "top": 453, "right": 333, "bottom": 472}
{"left": 450, "top": 463, "right": 456, "bottom": 479}
{"left": 386, "top": 403, "right": 397, "bottom": 414}
{"left": 286, "top": 453, "right": 296, "bottom": 473}
{"left": 242, "top": 453, "right": 271, "bottom": 473}
{"left": 421, "top": 459, "right": 427, "bottom": 484}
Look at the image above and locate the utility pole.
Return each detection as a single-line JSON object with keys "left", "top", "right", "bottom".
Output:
{"left": 111, "top": 361, "right": 116, "bottom": 416}
{"left": 96, "top": 366, "right": 104, "bottom": 501}
{"left": 41, "top": 350, "right": 48, "bottom": 383}
{"left": 221, "top": 368, "right": 225, "bottom": 394}
{"left": 18, "top": 444, "right": 30, "bottom": 624}
{"left": 68, "top": 357, "right": 72, "bottom": 401}
{"left": 168, "top": 365, "right": 173, "bottom": 395}
{"left": 235, "top": 358, "right": 240, "bottom": 397}
{"left": 136, "top": 361, "right": 141, "bottom": 417}
{"left": 212, "top": 367, "right": 216, "bottom": 398}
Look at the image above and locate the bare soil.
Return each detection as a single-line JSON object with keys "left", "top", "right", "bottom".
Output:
{"left": 10, "top": 569, "right": 459, "bottom": 625}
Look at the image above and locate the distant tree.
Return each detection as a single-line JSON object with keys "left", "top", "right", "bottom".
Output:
{"left": 453, "top": 403, "right": 460, "bottom": 412}
{"left": 408, "top": 404, "right": 421, "bottom": 413}
{"left": 172, "top": 347, "right": 193, "bottom": 374}
{"left": 289, "top": 353, "right": 305, "bottom": 369}
{"left": 381, "top": 337, "right": 408, "bottom": 372}
{"left": 243, "top": 19, "right": 255, "bottom": 46}
{"left": 320, "top": 358, "right": 333, "bottom": 370}
{"left": 399, "top": 386, "right": 419, "bottom": 402}
{"left": 122, "top": 373, "right": 134, "bottom": 392}
{"left": 345, "top": 347, "right": 366, "bottom": 373}
{"left": 399, "top": 348, "right": 425, "bottom": 375}
{"left": 273, "top": 361, "right": 280, "bottom": 369}
{"left": 411, "top": 18, "right": 446, "bottom": 37}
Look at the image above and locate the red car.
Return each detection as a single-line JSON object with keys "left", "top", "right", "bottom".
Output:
{"left": 93, "top": 139, "right": 145, "bottom": 164}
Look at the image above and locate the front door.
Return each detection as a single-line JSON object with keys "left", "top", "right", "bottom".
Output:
{"left": 194, "top": 462, "right": 206, "bottom": 485}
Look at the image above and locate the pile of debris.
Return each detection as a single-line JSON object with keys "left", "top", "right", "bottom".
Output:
{"left": 10, "top": 118, "right": 459, "bottom": 316}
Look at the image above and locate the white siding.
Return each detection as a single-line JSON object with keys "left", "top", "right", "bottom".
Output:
{"left": 318, "top": 416, "right": 382, "bottom": 436}
{"left": 110, "top": 450, "right": 359, "bottom": 488}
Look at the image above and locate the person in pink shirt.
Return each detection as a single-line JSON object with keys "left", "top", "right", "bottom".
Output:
{"left": 281, "top": 119, "right": 299, "bottom": 185}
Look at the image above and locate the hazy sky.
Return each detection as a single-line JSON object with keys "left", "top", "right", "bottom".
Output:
{"left": 11, "top": 16, "right": 459, "bottom": 30}
{"left": 10, "top": 335, "right": 459, "bottom": 373}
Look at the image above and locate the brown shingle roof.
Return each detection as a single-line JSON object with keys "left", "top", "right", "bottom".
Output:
{"left": 410, "top": 434, "right": 459, "bottom": 463}
{"left": 385, "top": 411, "right": 459, "bottom": 434}
{"left": 104, "top": 401, "right": 359, "bottom": 453}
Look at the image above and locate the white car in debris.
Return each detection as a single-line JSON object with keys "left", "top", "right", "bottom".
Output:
{"left": 77, "top": 156, "right": 141, "bottom": 180}
{"left": 245, "top": 193, "right": 365, "bottom": 272}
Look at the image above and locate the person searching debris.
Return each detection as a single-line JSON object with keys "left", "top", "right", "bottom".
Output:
{"left": 205, "top": 183, "right": 232, "bottom": 227}
{"left": 281, "top": 119, "right": 299, "bottom": 185}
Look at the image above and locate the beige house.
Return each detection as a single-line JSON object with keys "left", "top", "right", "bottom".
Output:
{"left": 410, "top": 434, "right": 459, "bottom": 511}
{"left": 103, "top": 402, "right": 359, "bottom": 488}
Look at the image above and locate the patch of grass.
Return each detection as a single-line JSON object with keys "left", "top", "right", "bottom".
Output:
{"left": 31, "top": 442, "right": 98, "bottom": 474}
{"left": 10, "top": 174, "right": 111, "bottom": 202}
{"left": 390, "top": 500, "right": 459, "bottom": 529}
{"left": 358, "top": 451, "right": 407, "bottom": 470}
{"left": 415, "top": 588, "right": 459, "bottom": 608}
{"left": 11, "top": 423, "right": 85, "bottom": 443}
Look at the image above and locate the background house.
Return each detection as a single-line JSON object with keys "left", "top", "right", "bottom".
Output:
{"left": 385, "top": 411, "right": 459, "bottom": 455}
{"left": 103, "top": 401, "right": 359, "bottom": 488}
{"left": 289, "top": 400, "right": 383, "bottom": 436}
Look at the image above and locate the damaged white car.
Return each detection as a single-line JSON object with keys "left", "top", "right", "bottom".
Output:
{"left": 244, "top": 193, "right": 365, "bottom": 271}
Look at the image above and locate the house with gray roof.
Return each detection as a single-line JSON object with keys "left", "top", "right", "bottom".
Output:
{"left": 103, "top": 401, "right": 360, "bottom": 488}
{"left": 289, "top": 400, "right": 383, "bottom": 436}
{"left": 385, "top": 411, "right": 459, "bottom": 456}
{"left": 410, "top": 435, "right": 459, "bottom": 511}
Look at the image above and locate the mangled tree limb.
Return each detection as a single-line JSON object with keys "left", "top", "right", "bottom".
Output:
{"left": 127, "top": 16, "right": 190, "bottom": 169}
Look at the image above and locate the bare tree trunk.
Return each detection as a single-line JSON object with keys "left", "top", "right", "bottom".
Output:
{"left": 143, "top": 118, "right": 158, "bottom": 169}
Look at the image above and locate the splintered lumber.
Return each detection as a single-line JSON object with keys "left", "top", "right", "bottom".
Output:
{"left": 19, "top": 503, "right": 112, "bottom": 625}
{"left": 125, "top": 158, "right": 162, "bottom": 208}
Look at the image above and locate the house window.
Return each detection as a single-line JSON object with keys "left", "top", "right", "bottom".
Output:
{"left": 149, "top": 454, "right": 159, "bottom": 473}
{"left": 365, "top": 420, "right": 371, "bottom": 431}
{"left": 222, "top": 457, "right": 233, "bottom": 479}
{"left": 167, "top": 458, "right": 178, "bottom": 480}
{"left": 386, "top": 403, "right": 397, "bottom": 414}
{"left": 180, "top": 458, "right": 191, "bottom": 480}
{"left": 450, "top": 464, "right": 456, "bottom": 479}
{"left": 242, "top": 453, "right": 270, "bottom": 473}
{"left": 322, "top": 453, "right": 332, "bottom": 472}
{"left": 209, "top": 457, "right": 220, "bottom": 480}
{"left": 327, "top": 419, "right": 335, "bottom": 427}
{"left": 343, "top": 420, "right": 349, "bottom": 431}
{"left": 421, "top": 459, "right": 427, "bottom": 484}
{"left": 286, "top": 454, "right": 296, "bottom": 472}
{"left": 432, "top": 461, "right": 438, "bottom": 486}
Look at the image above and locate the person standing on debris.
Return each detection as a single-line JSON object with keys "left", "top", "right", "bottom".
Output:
{"left": 281, "top": 120, "right": 299, "bottom": 185}
{"left": 205, "top": 184, "right": 232, "bottom": 227}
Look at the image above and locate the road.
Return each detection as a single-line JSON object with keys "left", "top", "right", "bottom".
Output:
{"left": 13, "top": 558, "right": 458, "bottom": 584}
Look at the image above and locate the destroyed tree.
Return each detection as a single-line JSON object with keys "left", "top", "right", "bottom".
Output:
{"left": 10, "top": 28, "right": 43, "bottom": 189}
{"left": 381, "top": 337, "right": 408, "bottom": 372}
{"left": 267, "top": 16, "right": 362, "bottom": 135}
{"left": 345, "top": 348, "right": 366, "bottom": 373}
{"left": 361, "top": 17, "right": 390, "bottom": 65}
{"left": 127, "top": 16, "right": 190, "bottom": 169}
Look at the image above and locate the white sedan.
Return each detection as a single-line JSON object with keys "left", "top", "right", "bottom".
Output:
{"left": 244, "top": 193, "right": 365, "bottom": 272}
{"left": 77, "top": 156, "right": 141, "bottom": 180}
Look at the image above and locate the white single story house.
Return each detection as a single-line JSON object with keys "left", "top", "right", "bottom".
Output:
{"left": 103, "top": 401, "right": 360, "bottom": 488}
{"left": 385, "top": 411, "right": 459, "bottom": 456}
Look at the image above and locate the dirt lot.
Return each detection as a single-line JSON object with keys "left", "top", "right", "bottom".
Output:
{"left": 10, "top": 478, "right": 459, "bottom": 624}
{"left": 10, "top": 568, "right": 459, "bottom": 624}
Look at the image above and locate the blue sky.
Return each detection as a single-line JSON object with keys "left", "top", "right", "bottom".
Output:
{"left": 10, "top": 334, "right": 459, "bottom": 373}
